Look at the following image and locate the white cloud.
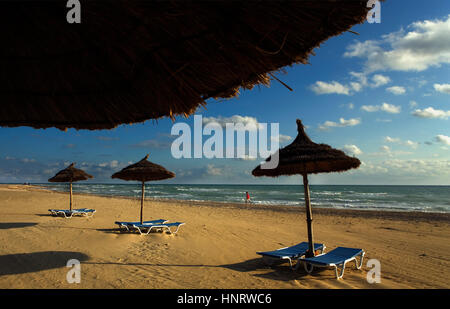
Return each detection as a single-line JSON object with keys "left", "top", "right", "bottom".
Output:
{"left": 436, "top": 134, "right": 450, "bottom": 146}
{"left": 340, "top": 103, "right": 355, "bottom": 110}
{"left": 206, "top": 164, "right": 223, "bottom": 176}
{"left": 376, "top": 118, "right": 392, "bottom": 123}
{"left": 131, "top": 139, "right": 172, "bottom": 149}
{"left": 342, "top": 145, "right": 363, "bottom": 156}
{"left": 381, "top": 103, "right": 401, "bottom": 114}
{"left": 344, "top": 15, "right": 450, "bottom": 72}
{"left": 385, "top": 136, "right": 400, "bottom": 143}
{"left": 382, "top": 159, "right": 450, "bottom": 176}
{"left": 274, "top": 134, "right": 292, "bottom": 143}
{"left": 98, "top": 160, "right": 119, "bottom": 169}
{"left": 350, "top": 82, "right": 363, "bottom": 92}
{"left": 385, "top": 136, "right": 418, "bottom": 149}
{"left": 386, "top": 86, "right": 406, "bottom": 95}
{"left": 404, "top": 140, "right": 419, "bottom": 149}
{"left": 361, "top": 103, "right": 401, "bottom": 114}
{"left": 310, "top": 81, "right": 350, "bottom": 95}
{"left": 361, "top": 105, "right": 380, "bottom": 112}
{"left": 371, "top": 74, "right": 391, "bottom": 87}
{"left": 237, "top": 155, "right": 258, "bottom": 161}
{"left": 434, "top": 83, "right": 450, "bottom": 94}
{"left": 355, "top": 159, "right": 450, "bottom": 179}
{"left": 311, "top": 72, "right": 392, "bottom": 96}
{"left": 409, "top": 100, "right": 418, "bottom": 108}
{"left": 412, "top": 107, "right": 450, "bottom": 119}
{"left": 380, "top": 145, "right": 391, "bottom": 153}
{"left": 202, "top": 115, "right": 260, "bottom": 131}
{"left": 318, "top": 118, "right": 361, "bottom": 131}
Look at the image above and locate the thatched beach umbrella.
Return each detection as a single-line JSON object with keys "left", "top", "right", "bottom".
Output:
{"left": 48, "top": 163, "right": 93, "bottom": 211}
{"left": 111, "top": 154, "right": 175, "bottom": 224}
{"left": 0, "top": 1, "right": 372, "bottom": 130}
{"left": 252, "top": 119, "right": 361, "bottom": 257}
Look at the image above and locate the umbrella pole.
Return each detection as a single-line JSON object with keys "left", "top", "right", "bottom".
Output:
{"left": 302, "top": 174, "right": 314, "bottom": 257}
{"left": 140, "top": 181, "right": 145, "bottom": 225}
{"left": 69, "top": 181, "right": 73, "bottom": 211}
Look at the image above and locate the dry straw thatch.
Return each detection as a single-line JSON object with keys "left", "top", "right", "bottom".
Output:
{"left": 48, "top": 163, "right": 93, "bottom": 211}
{"left": 111, "top": 154, "right": 175, "bottom": 224}
{"left": 252, "top": 119, "right": 361, "bottom": 257}
{"left": 0, "top": 1, "right": 371, "bottom": 130}
{"left": 252, "top": 119, "right": 361, "bottom": 177}
{"left": 48, "top": 163, "right": 93, "bottom": 183}
{"left": 111, "top": 154, "right": 175, "bottom": 182}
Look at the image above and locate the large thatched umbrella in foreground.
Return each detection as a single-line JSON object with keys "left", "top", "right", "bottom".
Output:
{"left": 48, "top": 163, "right": 93, "bottom": 211}
{"left": 111, "top": 154, "right": 175, "bottom": 224}
{"left": 0, "top": 1, "right": 372, "bottom": 130}
{"left": 252, "top": 119, "right": 361, "bottom": 257}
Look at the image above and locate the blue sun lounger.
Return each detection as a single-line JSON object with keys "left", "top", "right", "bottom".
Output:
{"left": 132, "top": 222, "right": 185, "bottom": 235}
{"left": 49, "top": 208, "right": 96, "bottom": 218}
{"left": 257, "top": 242, "right": 326, "bottom": 268}
{"left": 115, "top": 219, "right": 168, "bottom": 231}
{"left": 299, "top": 247, "right": 365, "bottom": 279}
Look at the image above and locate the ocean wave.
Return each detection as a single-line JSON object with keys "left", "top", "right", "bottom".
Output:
{"left": 34, "top": 184, "right": 450, "bottom": 213}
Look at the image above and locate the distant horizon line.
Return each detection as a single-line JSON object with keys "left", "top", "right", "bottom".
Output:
{"left": 3, "top": 183, "right": 449, "bottom": 187}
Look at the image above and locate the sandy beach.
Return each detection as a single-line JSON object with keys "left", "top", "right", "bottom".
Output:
{"left": 0, "top": 184, "right": 449, "bottom": 289}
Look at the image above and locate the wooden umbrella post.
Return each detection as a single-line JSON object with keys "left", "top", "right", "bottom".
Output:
{"left": 69, "top": 181, "right": 73, "bottom": 211}
{"left": 140, "top": 181, "right": 145, "bottom": 225}
{"left": 302, "top": 174, "right": 314, "bottom": 257}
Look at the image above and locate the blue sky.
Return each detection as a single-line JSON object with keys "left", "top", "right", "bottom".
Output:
{"left": 0, "top": 0, "right": 449, "bottom": 185}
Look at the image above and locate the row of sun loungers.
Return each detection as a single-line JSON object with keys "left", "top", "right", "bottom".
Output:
{"left": 257, "top": 242, "right": 365, "bottom": 279}
{"left": 48, "top": 208, "right": 96, "bottom": 218}
{"left": 48, "top": 209, "right": 185, "bottom": 235}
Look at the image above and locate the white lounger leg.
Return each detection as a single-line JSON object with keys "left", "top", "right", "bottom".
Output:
{"left": 355, "top": 252, "right": 365, "bottom": 269}
{"left": 60, "top": 211, "right": 72, "bottom": 218}
{"left": 168, "top": 225, "right": 183, "bottom": 235}
{"left": 335, "top": 263, "right": 346, "bottom": 279}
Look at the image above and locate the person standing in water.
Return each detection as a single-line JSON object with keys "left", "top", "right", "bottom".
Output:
{"left": 245, "top": 191, "right": 251, "bottom": 203}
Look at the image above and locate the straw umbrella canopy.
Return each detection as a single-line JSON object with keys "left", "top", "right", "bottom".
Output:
{"left": 0, "top": 1, "right": 372, "bottom": 131}
{"left": 111, "top": 154, "right": 175, "bottom": 224}
{"left": 252, "top": 119, "right": 361, "bottom": 257}
{"left": 48, "top": 163, "right": 93, "bottom": 211}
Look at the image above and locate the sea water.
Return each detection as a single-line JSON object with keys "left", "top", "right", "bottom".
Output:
{"left": 36, "top": 183, "right": 450, "bottom": 213}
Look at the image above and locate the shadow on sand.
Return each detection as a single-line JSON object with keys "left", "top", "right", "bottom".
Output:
{"left": 220, "top": 257, "right": 330, "bottom": 282}
{"left": 96, "top": 228, "right": 168, "bottom": 235}
{"left": 0, "top": 222, "right": 38, "bottom": 229}
{"left": 85, "top": 257, "right": 322, "bottom": 282}
{"left": 0, "top": 251, "right": 89, "bottom": 276}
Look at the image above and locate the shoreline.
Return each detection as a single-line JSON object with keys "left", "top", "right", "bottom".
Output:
{"left": 19, "top": 184, "right": 450, "bottom": 223}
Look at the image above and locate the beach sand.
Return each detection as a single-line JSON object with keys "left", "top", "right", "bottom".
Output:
{"left": 0, "top": 184, "right": 449, "bottom": 289}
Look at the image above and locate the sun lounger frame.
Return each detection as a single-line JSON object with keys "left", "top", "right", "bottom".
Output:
{"left": 115, "top": 219, "right": 168, "bottom": 231}
{"left": 257, "top": 242, "right": 326, "bottom": 269}
{"left": 49, "top": 208, "right": 96, "bottom": 218}
{"left": 300, "top": 247, "right": 365, "bottom": 279}
{"left": 132, "top": 222, "right": 185, "bottom": 235}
